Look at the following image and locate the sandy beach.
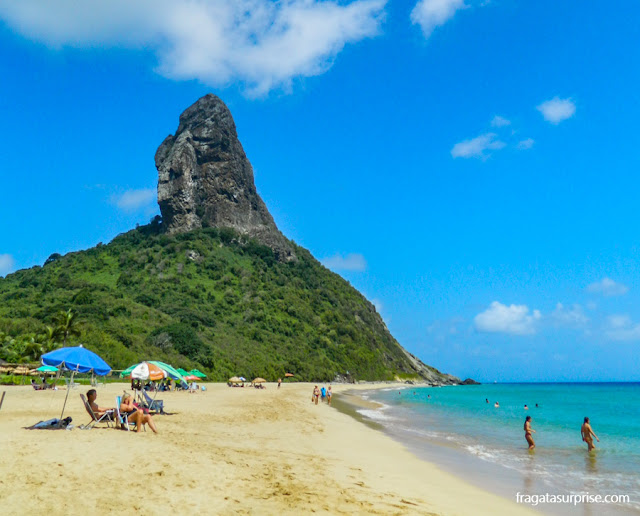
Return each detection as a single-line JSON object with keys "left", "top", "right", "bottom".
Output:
{"left": 0, "top": 382, "right": 538, "bottom": 515}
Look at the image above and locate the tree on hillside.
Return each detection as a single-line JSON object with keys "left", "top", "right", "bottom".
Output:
{"left": 53, "top": 309, "right": 81, "bottom": 346}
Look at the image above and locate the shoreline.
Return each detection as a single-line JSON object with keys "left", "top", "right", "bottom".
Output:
{"left": 334, "top": 384, "right": 640, "bottom": 516}
{"left": 0, "top": 382, "right": 538, "bottom": 515}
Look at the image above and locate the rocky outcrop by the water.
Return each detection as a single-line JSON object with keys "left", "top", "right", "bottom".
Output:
{"left": 156, "top": 94, "right": 295, "bottom": 262}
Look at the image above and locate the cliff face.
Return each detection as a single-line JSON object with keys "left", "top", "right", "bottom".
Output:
{"left": 156, "top": 94, "right": 295, "bottom": 262}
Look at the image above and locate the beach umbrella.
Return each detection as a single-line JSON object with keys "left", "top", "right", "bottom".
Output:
{"left": 148, "top": 361, "right": 187, "bottom": 383}
{"left": 121, "top": 361, "right": 186, "bottom": 383}
{"left": 130, "top": 362, "right": 167, "bottom": 381}
{"left": 252, "top": 378, "right": 266, "bottom": 384}
{"left": 284, "top": 373, "right": 294, "bottom": 377}
{"left": 189, "top": 369, "right": 207, "bottom": 379}
{"left": 42, "top": 345, "right": 111, "bottom": 375}
{"left": 119, "top": 364, "right": 138, "bottom": 378}
{"left": 228, "top": 376, "right": 243, "bottom": 384}
{"left": 183, "top": 374, "right": 199, "bottom": 381}
{"left": 41, "top": 345, "right": 111, "bottom": 420}
{"left": 239, "top": 377, "right": 247, "bottom": 382}
{"left": 34, "top": 366, "right": 58, "bottom": 374}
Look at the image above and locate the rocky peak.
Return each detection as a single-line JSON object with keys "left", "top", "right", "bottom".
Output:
{"left": 156, "top": 94, "right": 295, "bottom": 261}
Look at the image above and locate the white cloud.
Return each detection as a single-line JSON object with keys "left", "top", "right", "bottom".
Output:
{"left": 490, "top": 115, "right": 511, "bottom": 128}
{"left": 0, "top": 254, "right": 16, "bottom": 277}
{"left": 517, "top": 138, "right": 535, "bottom": 150}
{"left": 0, "top": 0, "right": 386, "bottom": 96}
{"left": 552, "top": 303, "right": 589, "bottom": 328}
{"left": 474, "top": 301, "right": 541, "bottom": 335}
{"left": 322, "top": 253, "right": 367, "bottom": 272}
{"left": 605, "top": 314, "right": 640, "bottom": 341}
{"left": 411, "top": 0, "right": 466, "bottom": 38}
{"left": 536, "top": 97, "right": 576, "bottom": 124}
{"left": 586, "top": 277, "right": 628, "bottom": 297}
{"left": 451, "top": 132, "right": 506, "bottom": 159}
{"left": 111, "top": 188, "right": 156, "bottom": 213}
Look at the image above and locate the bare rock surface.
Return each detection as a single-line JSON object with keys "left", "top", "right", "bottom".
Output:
{"left": 156, "top": 94, "right": 295, "bottom": 261}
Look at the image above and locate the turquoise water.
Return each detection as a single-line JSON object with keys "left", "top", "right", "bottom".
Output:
{"left": 360, "top": 383, "right": 640, "bottom": 514}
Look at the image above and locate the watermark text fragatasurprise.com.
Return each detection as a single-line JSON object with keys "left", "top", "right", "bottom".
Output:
{"left": 516, "top": 492, "right": 630, "bottom": 507}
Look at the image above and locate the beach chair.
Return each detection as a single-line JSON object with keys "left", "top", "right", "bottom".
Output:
{"left": 79, "top": 394, "right": 113, "bottom": 430}
{"left": 115, "top": 396, "right": 145, "bottom": 432}
{"left": 63, "top": 377, "right": 78, "bottom": 390}
{"left": 141, "top": 390, "right": 164, "bottom": 414}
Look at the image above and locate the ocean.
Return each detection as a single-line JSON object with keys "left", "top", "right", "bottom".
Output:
{"left": 353, "top": 383, "right": 640, "bottom": 515}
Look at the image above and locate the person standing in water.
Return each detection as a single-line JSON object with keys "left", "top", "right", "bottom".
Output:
{"left": 524, "top": 416, "right": 536, "bottom": 450}
{"left": 581, "top": 417, "right": 600, "bottom": 451}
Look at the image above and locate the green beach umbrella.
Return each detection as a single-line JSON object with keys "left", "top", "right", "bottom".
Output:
{"left": 177, "top": 368, "right": 189, "bottom": 376}
{"left": 148, "top": 361, "right": 187, "bottom": 383}
{"left": 35, "top": 365, "right": 59, "bottom": 373}
{"left": 119, "top": 364, "right": 138, "bottom": 378}
{"left": 189, "top": 369, "right": 207, "bottom": 379}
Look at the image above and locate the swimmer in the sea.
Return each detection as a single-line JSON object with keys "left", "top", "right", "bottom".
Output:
{"left": 524, "top": 416, "right": 536, "bottom": 450}
{"left": 581, "top": 417, "right": 599, "bottom": 452}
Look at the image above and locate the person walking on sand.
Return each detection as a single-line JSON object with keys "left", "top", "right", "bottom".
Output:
{"left": 277, "top": 378, "right": 281, "bottom": 389}
{"left": 327, "top": 386, "right": 332, "bottom": 406}
{"left": 524, "top": 416, "right": 536, "bottom": 450}
{"left": 321, "top": 385, "right": 326, "bottom": 402}
{"left": 314, "top": 385, "right": 320, "bottom": 405}
{"left": 581, "top": 417, "right": 600, "bottom": 452}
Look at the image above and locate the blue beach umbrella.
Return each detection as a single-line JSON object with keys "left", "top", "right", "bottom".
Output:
{"left": 42, "top": 345, "right": 111, "bottom": 375}
{"left": 41, "top": 345, "right": 111, "bottom": 420}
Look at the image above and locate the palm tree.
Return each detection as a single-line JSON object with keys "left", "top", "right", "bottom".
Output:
{"left": 53, "top": 309, "right": 81, "bottom": 346}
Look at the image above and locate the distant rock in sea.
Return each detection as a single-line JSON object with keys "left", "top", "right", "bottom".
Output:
{"left": 156, "top": 94, "right": 296, "bottom": 262}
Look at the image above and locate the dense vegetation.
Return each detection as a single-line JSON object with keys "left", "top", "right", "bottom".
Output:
{"left": 0, "top": 221, "right": 442, "bottom": 381}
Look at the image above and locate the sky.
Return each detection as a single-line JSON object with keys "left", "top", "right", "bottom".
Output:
{"left": 1, "top": 0, "right": 639, "bottom": 382}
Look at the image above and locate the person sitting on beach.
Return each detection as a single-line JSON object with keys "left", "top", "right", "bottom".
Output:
{"left": 581, "top": 417, "right": 600, "bottom": 452}
{"left": 327, "top": 386, "right": 332, "bottom": 406}
{"left": 86, "top": 389, "right": 115, "bottom": 421}
{"left": 31, "top": 379, "right": 42, "bottom": 390}
{"left": 524, "top": 416, "right": 536, "bottom": 450}
{"left": 120, "top": 393, "right": 158, "bottom": 433}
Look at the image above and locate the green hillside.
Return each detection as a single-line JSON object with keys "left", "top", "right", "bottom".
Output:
{"left": 0, "top": 220, "right": 448, "bottom": 382}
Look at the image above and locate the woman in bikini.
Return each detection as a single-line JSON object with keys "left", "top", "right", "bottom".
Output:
{"left": 524, "top": 415, "right": 536, "bottom": 449}
{"left": 120, "top": 393, "right": 158, "bottom": 433}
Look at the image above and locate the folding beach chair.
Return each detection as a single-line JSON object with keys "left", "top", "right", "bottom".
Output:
{"left": 115, "top": 396, "right": 145, "bottom": 432}
{"left": 63, "top": 377, "right": 78, "bottom": 390}
{"left": 141, "top": 390, "right": 165, "bottom": 414}
{"left": 79, "top": 394, "right": 113, "bottom": 430}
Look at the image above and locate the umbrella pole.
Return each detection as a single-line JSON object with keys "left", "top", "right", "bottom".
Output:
{"left": 59, "top": 370, "right": 75, "bottom": 420}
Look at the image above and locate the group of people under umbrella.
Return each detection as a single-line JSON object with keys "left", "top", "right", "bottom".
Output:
{"left": 34, "top": 345, "right": 207, "bottom": 430}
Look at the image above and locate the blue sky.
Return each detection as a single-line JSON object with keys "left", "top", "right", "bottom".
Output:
{"left": 1, "top": 0, "right": 639, "bottom": 382}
